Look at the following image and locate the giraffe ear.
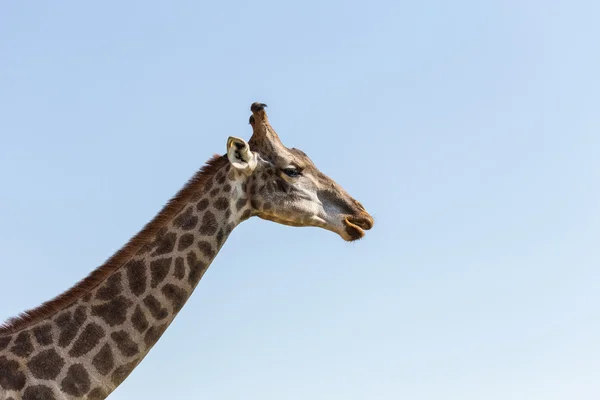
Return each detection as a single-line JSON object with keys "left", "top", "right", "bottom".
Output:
{"left": 227, "top": 136, "right": 257, "bottom": 173}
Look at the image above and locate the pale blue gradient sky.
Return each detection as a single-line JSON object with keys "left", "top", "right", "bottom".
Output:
{"left": 1, "top": 1, "right": 599, "bottom": 399}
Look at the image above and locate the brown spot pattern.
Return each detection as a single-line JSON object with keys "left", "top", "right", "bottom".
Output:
{"left": 0, "top": 356, "right": 26, "bottom": 390}
{"left": 216, "top": 228, "right": 225, "bottom": 247}
{"left": 150, "top": 257, "right": 172, "bottom": 288}
{"left": 197, "top": 241, "right": 215, "bottom": 259}
{"left": 92, "top": 344, "right": 114, "bottom": 376}
{"left": 11, "top": 330, "right": 34, "bottom": 357}
{"left": 55, "top": 306, "right": 87, "bottom": 348}
{"left": 199, "top": 211, "right": 218, "bottom": 235}
{"left": 162, "top": 284, "right": 187, "bottom": 313}
{"left": 88, "top": 387, "right": 107, "bottom": 400}
{"left": 178, "top": 233, "right": 194, "bottom": 251}
{"left": 111, "top": 331, "right": 139, "bottom": 357}
{"left": 131, "top": 305, "right": 149, "bottom": 333}
{"left": 33, "top": 324, "right": 53, "bottom": 346}
{"left": 69, "top": 322, "right": 104, "bottom": 358}
{"left": 143, "top": 295, "right": 168, "bottom": 320}
{"left": 112, "top": 359, "right": 139, "bottom": 386}
{"left": 152, "top": 231, "right": 177, "bottom": 256}
{"left": 173, "top": 207, "right": 198, "bottom": 231}
{"left": 174, "top": 257, "right": 185, "bottom": 279}
{"left": 186, "top": 252, "right": 207, "bottom": 285}
{"left": 23, "top": 385, "right": 56, "bottom": 400}
{"left": 126, "top": 259, "right": 147, "bottom": 296}
{"left": 91, "top": 296, "right": 133, "bottom": 327}
{"left": 236, "top": 198, "right": 247, "bottom": 211}
{"left": 144, "top": 324, "right": 168, "bottom": 348}
{"left": 142, "top": 227, "right": 167, "bottom": 255}
{"left": 28, "top": 348, "right": 65, "bottom": 379}
{"left": 0, "top": 336, "right": 11, "bottom": 350}
{"left": 196, "top": 198, "right": 209, "bottom": 211}
{"left": 214, "top": 197, "right": 228, "bottom": 210}
{"left": 95, "top": 273, "right": 123, "bottom": 300}
{"left": 61, "top": 364, "right": 91, "bottom": 397}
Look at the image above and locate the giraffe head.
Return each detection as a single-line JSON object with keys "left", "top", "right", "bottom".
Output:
{"left": 226, "top": 102, "right": 374, "bottom": 241}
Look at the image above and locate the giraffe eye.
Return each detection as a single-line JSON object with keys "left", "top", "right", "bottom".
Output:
{"left": 282, "top": 167, "right": 301, "bottom": 178}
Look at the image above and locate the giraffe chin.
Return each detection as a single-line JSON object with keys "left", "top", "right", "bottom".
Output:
{"left": 343, "top": 224, "right": 365, "bottom": 241}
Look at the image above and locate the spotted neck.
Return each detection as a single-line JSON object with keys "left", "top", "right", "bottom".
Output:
{"left": 0, "top": 157, "right": 253, "bottom": 400}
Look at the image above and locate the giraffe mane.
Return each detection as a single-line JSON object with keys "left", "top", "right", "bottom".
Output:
{"left": 0, "top": 154, "right": 228, "bottom": 335}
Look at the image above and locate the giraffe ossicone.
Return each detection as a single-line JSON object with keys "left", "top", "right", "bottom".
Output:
{"left": 0, "top": 102, "right": 374, "bottom": 400}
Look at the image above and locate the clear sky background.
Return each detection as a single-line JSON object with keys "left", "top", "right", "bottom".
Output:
{"left": 1, "top": 1, "right": 599, "bottom": 399}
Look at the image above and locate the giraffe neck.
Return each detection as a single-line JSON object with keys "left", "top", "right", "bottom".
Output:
{"left": 0, "top": 158, "right": 253, "bottom": 400}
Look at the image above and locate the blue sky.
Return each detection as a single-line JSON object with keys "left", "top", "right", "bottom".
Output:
{"left": 1, "top": 1, "right": 599, "bottom": 399}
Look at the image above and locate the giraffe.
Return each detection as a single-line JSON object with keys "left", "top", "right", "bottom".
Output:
{"left": 0, "top": 102, "right": 374, "bottom": 400}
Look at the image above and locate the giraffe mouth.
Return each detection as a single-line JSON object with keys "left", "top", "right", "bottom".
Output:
{"left": 343, "top": 214, "right": 374, "bottom": 241}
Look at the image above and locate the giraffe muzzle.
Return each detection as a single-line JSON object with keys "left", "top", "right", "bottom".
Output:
{"left": 343, "top": 213, "right": 375, "bottom": 241}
